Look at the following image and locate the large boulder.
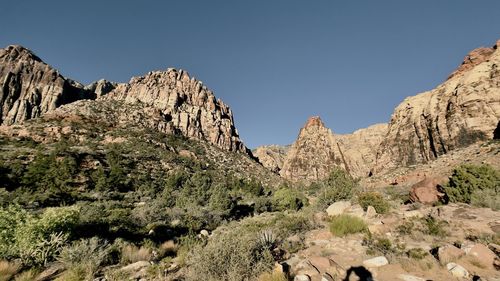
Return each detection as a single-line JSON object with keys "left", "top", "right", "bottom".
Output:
{"left": 437, "top": 244, "right": 465, "bottom": 264}
{"left": 463, "top": 243, "right": 496, "bottom": 268}
{"left": 326, "top": 201, "right": 351, "bottom": 217}
{"left": 409, "top": 177, "right": 446, "bottom": 204}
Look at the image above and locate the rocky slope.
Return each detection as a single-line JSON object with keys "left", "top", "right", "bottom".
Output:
{"left": 0, "top": 45, "right": 93, "bottom": 125}
{"left": 374, "top": 40, "right": 500, "bottom": 174}
{"left": 0, "top": 45, "right": 248, "bottom": 154}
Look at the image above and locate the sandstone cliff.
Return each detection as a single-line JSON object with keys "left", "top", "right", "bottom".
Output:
{"left": 102, "top": 69, "right": 247, "bottom": 153}
{"left": 278, "top": 117, "right": 387, "bottom": 181}
{"left": 374, "top": 40, "right": 500, "bottom": 173}
{"left": 280, "top": 116, "right": 350, "bottom": 182}
{"left": 253, "top": 145, "right": 289, "bottom": 173}
{"left": 0, "top": 45, "right": 93, "bottom": 125}
{"left": 0, "top": 45, "right": 248, "bottom": 154}
{"left": 336, "top": 123, "right": 388, "bottom": 177}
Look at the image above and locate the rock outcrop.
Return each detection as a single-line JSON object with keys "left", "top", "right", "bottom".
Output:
{"left": 278, "top": 118, "right": 387, "bottom": 181}
{"left": 102, "top": 69, "right": 247, "bottom": 153}
{"left": 0, "top": 45, "right": 93, "bottom": 125}
{"left": 253, "top": 145, "right": 289, "bottom": 173}
{"left": 374, "top": 40, "right": 500, "bottom": 173}
{"left": 0, "top": 45, "right": 248, "bottom": 154}
{"left": 280, "top": 116, "right": 350, "bottom": 182}
{"left": 335, "top": 123, "right": 388, "bottom": 177}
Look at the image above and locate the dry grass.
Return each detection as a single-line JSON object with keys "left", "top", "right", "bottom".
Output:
{"left": 14, "top": 269, "right": 38, "bottom": 281}
{"left": 121, "top": 244, "right": 153, "bottom": 264}
{"left": 158, "top": 240, "right": 177, "bottom": 257}
{"left": 0, "top": 260, "right": 21, "bottom": 281}
{"left": 257, "top": 271, "right": 288, "bottom": 281}
{"left": 399, "top": 256, "right": 435, "bottom": 272}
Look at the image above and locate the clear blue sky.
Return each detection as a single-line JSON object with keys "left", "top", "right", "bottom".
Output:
{"left": 1, "top": 1, "right": 499, "bottom": 148}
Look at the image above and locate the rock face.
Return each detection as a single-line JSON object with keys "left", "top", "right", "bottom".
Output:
{"left": 280, "top": 116, "right": 350, "bottom": 181}
{"left": 0, "top": 45, "right": 93, "bottom": 125}
{"left": 0, "top": 45, "right": 248, "bottom": 154}
{"left": 253, "top": 145, "right": 289, "bottom": 173}
{"left": 103, "top": 69, "right": 247, "bottom": 153}
{"left": 279, "top": 117, "right": 387, "bottom": 181}
{"left": 336, "top": 123, "right": 388, "bottom": 177}
{"left": 374, "top": 40, "right": 500, "bottom": 173}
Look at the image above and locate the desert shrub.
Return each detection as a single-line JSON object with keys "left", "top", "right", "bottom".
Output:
{"left": 16, "top": 206, "right": 79, "bottom": 266}
{"left": 444, "top": 164, "right": 500, "bottom": 210}
{"left": 0, "top": 260, "right": 21, "bottom": 281}
{"left": 329, "top": 214, "right": 367, "bottom": 237}
{"left": 187, "top": 228, "right": 274, "bottom": 281}
{"left": 208, "top": 183, "right": 235, "bottom": 213}
{"left": 257, "top": 271, "right": 288, "bottom": 281}
{"left": 422, "top": 216, "right": 447, "bottom": 237}
{"left": 0, "top": 205, "right": 30, "bottom": 259}
{"left": 396, "top": 220, "right": 416, "bottom": 236}
{"left": 357, "top": 192, "right": 390, "bottom": 214}
{"left": 272, "top": 188, "right": 308, "bottom": 211}
{"left": 120, "top": 244, "right": 153, "bottom": 264}
{"left": 0, "top": 205, "right": 79, "bottom": 266}
{"left": 58, "top": 237, "right": 111, "bottom": 280}
{"left": 363, "top": 234, "right": 406, "bottom": 258}
{"left": 407, "top": 248, "right": 428, "bottom": 260}
{"left": 312, "top": 168, "right": 358, "bottom": 209}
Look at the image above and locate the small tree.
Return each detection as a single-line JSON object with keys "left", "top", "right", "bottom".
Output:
{"left": 312, "top": 167, "right": 358, "bottom": 208}
{"left": 444, "top": 164, "right": 500, "bottom": 210}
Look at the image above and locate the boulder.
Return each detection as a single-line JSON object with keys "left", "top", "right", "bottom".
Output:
{"left": 409, "top": 177, "right": 446, "bottom": 204}
{"left": 365, "top": 206, "right": 377, "bottom": 219}
{"left": 346, "top": 204, "right": 365, "bottom": 218}
{"left": 463, "top": 243, "right": 496, "bottom": 268}
{"left": 326, "top": 201, "right": 351, "bottom": 217}
{"left": 437, "top": 244, "right": 465, "bottom": 263}
{"left": 363, "top": 256, "right": 389, "bottom": 268}
{"left": 446, "top": 262, "right": 469, "bottom": 279}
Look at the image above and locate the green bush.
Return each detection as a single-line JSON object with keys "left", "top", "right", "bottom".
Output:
{"left": 0, "top": 205, "right": 79, "bottom": 266}
{"left": 422, "top": 216, "right": 447, "bottom": 237}
{"left": 444, "top": 164, "right": 500, "bottom": 210}
{"left": 329, "top": 214, "right": 367, "bottom": 237}
{"left": 312, "top": 168, "right": 358, "bottom": 209}
{"left": 357, "top": 192, "right": 390, "bottom": 214}
{"left": 57, "top": 237, "right": 111, "bottom": 280}
{"left": 272, "top": 188, "right": 307, "bottom": 211}
{"left": 187, "top": 229, "right": 274, "bottom": 281}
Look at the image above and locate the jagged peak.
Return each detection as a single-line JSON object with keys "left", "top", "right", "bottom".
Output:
{"left": 0, "top": 44, "right": 42, "bottom": 63}
{"left": 447, "top": 39, "right": 499, "bottom": 80}
{"left": 303, "top": 116, "right": 325, "bottom": 129}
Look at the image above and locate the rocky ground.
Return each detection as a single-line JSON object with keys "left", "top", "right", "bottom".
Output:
{"left": 286, "top": 202, "right": 500, "bottom": 281}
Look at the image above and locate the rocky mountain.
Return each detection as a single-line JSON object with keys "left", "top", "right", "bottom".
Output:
{"left": 274, "top": 117, "right": 387, "bottom": 182}
{"left": 373, "top": 40, "right": 500, "bottom": 173}
{"left": 252, "top": 145, "right": 289, "bottom": 173}
{"left": 279, "top": 116, "right": 350, "bottom": 182}
{"left": 0, "top": 45, "right": 94, "bottom": 125}
{"left": 102, "top": 69, "right": 246, "bottom": 153}
{"left": 0, "top": 45, "right": 248, "bottom": 154}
